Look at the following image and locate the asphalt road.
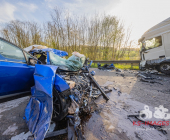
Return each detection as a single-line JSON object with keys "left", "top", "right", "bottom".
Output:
{"left": 0, "top": 68, "right": 170, "bottom": 140}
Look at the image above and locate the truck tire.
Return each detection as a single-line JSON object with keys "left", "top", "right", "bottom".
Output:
{"left": 159, "top": 63, "right": 170, "bottom": 75}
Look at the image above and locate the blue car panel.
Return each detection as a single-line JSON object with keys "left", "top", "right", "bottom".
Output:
{"left": 0, "top": 61, "right": 34, "bottom": 96}
{"left": 25, "top": 64, "right": 59, "bottom": 140}
{"left": 54, "top": 74, "right": 70, "bottom": 93}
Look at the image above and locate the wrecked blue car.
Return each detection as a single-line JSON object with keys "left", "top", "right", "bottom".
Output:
{"left": 24, "top": 60, "right": 109, "bottom": 140}
{"left": 0, "top": 38, "right": 109, "bottom": 139}
{"left": 0, "top": 38, "right": 68, "bottom": 99}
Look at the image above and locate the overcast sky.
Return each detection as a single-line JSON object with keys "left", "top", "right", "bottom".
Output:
{"left": 0, "top": 0, "right": 170, "bottom": 42}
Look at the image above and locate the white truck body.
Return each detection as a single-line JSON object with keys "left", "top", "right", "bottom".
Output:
{"left": 139, "top": 17, "right": 170, "bottom": 74}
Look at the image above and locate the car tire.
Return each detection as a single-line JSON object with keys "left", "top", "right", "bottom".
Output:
{"left": 52, "top": 88, "right": 70, "bottom": 121}
{"left": 159, "top": 63, "right": 170, "bottom": 75}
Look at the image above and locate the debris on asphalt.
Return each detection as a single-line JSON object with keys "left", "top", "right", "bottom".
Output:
{"left": 136, "top": 70, "right": 165, "bottom": 85}
{"left": 115, "top": 68, "right": 122, "bottom": 72}
{"left": 97, "top": 63, "right": 115, "bottom": 71}
{"left": 137, "top": 73, "right": 153, "bottom": 79}
{"left": 140, "top": 78, "right": 163, "bottom": 85}
{"left": 118, "top": 91, "right": 121, "bottom": 96}
{"left": 97, "top": 63, "right": 123, "bottom": 73}
{"left": 120, "top": 74, "right": 125, "bottom": 77}
{"left": 136, "top": 71, "right": 154, "bottom": 79}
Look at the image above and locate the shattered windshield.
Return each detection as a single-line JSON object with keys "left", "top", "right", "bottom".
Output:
{"left": 49, "top": 51, "right": 85, "bottom": 71}
{"left": 49, "top": 51, "right": 67, "bottom": 66}
{"left": 144, "top": 36, "right": 162, "bottom": 50}
{"left": 49, "top": 51, "right": 70, "bottom": 70}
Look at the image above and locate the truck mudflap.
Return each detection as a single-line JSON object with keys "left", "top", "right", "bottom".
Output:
{"left": 24, "top": 64, "right": 62, "bottom": 140}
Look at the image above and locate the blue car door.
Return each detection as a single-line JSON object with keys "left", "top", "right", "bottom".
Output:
{"left": 0, "top": 38, "right": 35, "bottom": 97}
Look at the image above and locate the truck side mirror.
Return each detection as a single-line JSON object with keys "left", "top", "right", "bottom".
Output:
{"left": 142, "top": 47, "right": 146, "bottom": 51}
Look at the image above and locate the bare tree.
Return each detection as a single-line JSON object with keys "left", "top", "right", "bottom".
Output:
{"left": 1, "top": 7, "right": 139, "bottom": 60}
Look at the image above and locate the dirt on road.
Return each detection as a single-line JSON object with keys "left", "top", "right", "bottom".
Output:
{"left": 0, "top": 68, "right": 170, "bottom": 140}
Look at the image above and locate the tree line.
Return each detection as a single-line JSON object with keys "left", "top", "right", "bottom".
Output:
{"left": 0, "top": 8, "right": 140, "bottom": 60}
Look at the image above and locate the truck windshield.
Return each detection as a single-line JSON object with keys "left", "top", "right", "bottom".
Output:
{"left": 143, "top": 36, "right": 162, "bottom": 50}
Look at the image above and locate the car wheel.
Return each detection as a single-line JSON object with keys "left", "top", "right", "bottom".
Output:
{"left": 52, "top": 89, "right": 63, "bottom": 121}
{"left": 159, "top": 63, "right": 170, "bottom": 75}
{"left": 52, "top": 88, "right": 71, "bottom": 121}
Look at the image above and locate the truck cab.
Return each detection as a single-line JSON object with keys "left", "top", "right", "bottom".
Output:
{"left": 139, "top": 17, "right": 170, "bottom": 74}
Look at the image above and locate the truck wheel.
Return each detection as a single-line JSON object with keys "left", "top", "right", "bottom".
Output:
{"left": 159, "top": 63, "right": 170, "bottom": 75}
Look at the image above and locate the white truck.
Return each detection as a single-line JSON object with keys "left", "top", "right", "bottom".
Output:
{"left": 138, "top": 17, "right": 170, "bottom": 74}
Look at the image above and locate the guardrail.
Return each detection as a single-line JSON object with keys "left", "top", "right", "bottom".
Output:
{"left": 91, "top": 60, "right": 141, "bottom": 69}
